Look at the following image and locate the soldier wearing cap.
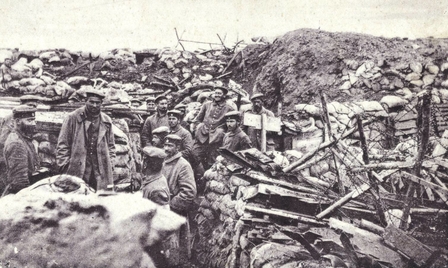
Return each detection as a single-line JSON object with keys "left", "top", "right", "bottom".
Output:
{"left": 140, "top": 146, "right": 170, "bottom": 207}
{"left": 244, "top": 93, "right": 275, "bottom": 150}
{"left": 162, "top": 134, "right": 196, "bottom": 267}
{"left": 0, "top": 95, "right": 42, "bottom": 189}
{"left": 2, "top": 105, "right": 39, "bottom": 195}
{"left": 162, "top": 134, "right": 196, "bottom": 214}
{"left": 174, "top": 103, "right": 189, "bottom": 130}
{"left": 0, "top": 57, "right": 13, "bottom": 89}
{"left": 141, "top": 95, "right": 169, "bottom": 147}
{"left": 192, "top": 87, "right": 236, "bottom": 170}
{"left": 151, "top": 126, "right": 170, "bottom": 148}
{"left": 222, "top": 111, "right": 252, "bottom": 152}
{"left": 167, "top": 109, "right": 193, "bottom": 161}
{"left": 56, "top": 88, "right": 116, "bottom": 191}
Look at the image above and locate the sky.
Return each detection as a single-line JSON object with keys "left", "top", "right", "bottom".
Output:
{"left": 0, "top": 0, "right": 447, "bottom": 52}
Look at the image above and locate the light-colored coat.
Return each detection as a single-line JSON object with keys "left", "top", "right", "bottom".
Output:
{"left": 56, "top": 106, "right": 116, "bottom": 190}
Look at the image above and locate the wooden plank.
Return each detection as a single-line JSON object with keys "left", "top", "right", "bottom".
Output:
{"left": 243, "top": 113, "right": 281, "bottom": 132}
{"left": 394, "top": 120, "right": 417, "bottom": 130}
{"left": 382, "top": 225, "right": 433, "bottom": 267}
{"left": 401, "top": 171, "right": 448, "bottom": 197}
{"left": 394, "top": 111, "right": 417, "bottom": 121}
{"left": 394, "top": 128, "right": 418, "bottom": 136}
{"left": 244, "top": 204, "right": 327, "bottom": 226}
{"left": 261, "top": 113, "right": 267, "bottom": 152}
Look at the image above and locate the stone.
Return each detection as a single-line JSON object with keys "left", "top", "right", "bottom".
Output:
{"left": 339, "top": 81, "right": 351, "bottom": 90}
{"left": 405, "top": 72, "right": 421, "bottom": 81}
{"left": 355, "top": 63, "right": 367, "bottom": 76}
{"left": 409, "top": 62, "right": 423, "bottom": 73}
{"left": 426, "top": 64, "right": 439, "bottom": 75}
{"left": 410, "top": 80, "right": 424, "bottom": 87}
{"left": 423, "top": 74, "right": 436, "bottom": 86}
{"left": 441, "top": 63, "right": 448, "bottom": 73}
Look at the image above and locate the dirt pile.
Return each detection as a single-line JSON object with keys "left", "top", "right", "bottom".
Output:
{"left": 235, "top": 28, "right": 448, "bottom": 111}
{"left": 0, "top": 189, "right": 185, "bottom": 267}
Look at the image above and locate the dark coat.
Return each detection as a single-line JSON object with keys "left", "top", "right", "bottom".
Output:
{"left": 194, "top": 100, "right": 235, "bottom": 145}
{"left": 56, "top": 106, "right": 116, "bottom": 190}
{"left": 170, "top": 125, "right": 193, "bottom": 160}
{"left": 3, "top": 130, "right": 39, "bottom": 193}
{"left": 141, "top": 111, "right": 169, "bottom": 147}
{"left": 162, "top": 152, "right": 196, "bottom": 213}
{"left": 222, "top": 127, "right": 252, "bottom": 152}
{"left": 141, "top": 171, "right": 170, "bottom": 207}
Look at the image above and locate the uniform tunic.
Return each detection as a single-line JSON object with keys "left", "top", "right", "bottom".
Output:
{"left": 161, "top": 152, "right": 196, "bottom": 213}
{"left": 194, "top": 100, "right": 235, "bottom": 145}
{"left": 141, "top": 112, "right": 169, "bottom": 147}
{"left": 222, "top": 127, "right": 252, "bottom": 152}
{"left": 3, "top": 130, "right": 39, "bottom": 194}
{"left": 141, "top": 171, "right": 170, "bottom": 207}
{"left": 170, "top": 125, "right": 193, "bottom": 161}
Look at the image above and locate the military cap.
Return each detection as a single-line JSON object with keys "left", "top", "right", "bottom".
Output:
{"left": 142, "top": 146, "right": 167, "bottom": 159}
{"left": 174, "top": 103, "right": 187, "bottom": 110}
{"left": 164, "top": 134, "right": 182, "bottom": 145}
{"left": 13, "top": 105, "right": 36, "bottom": 119}
{"left": 85, "top": 88, "right": 105, "bottom": 99}
{"left": 145, "top": 96, "right": 156, "bottom": 103}
{"left": 19, "top": 95, "right": 42, "bottom": 104}
{"left": 214, "top": 86, "right": 228, "bottom": 95}
{"left": 250, "top": 93, "right": 264, "bottom": 101}
{"left": 225, "top": 111, "right": 241, "bottom": 121}
{"left": 152, "top": 126, "right": 170, "bottom": 135}
{"left": 155, "top": 95, "right": 167, "bottom": 103}
{"left": 167, "top": 109, "right": 183, "bottom": 119}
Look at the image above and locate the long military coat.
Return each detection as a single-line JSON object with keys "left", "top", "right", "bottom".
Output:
{"left": 56, "top": 106, "right": 116, "bottom": 190}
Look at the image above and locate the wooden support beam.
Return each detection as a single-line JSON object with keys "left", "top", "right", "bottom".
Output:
{"left": 261, "top": 113, "right": 267, "bottom": 152}
{"left": 401, "top": 91, "right": 432, "bottom": 230}
{"left": 245, "top": 204, "right": 327, "bottom": 226}
{"left": 349, "top": 161, "right": 414, "bottom": 172}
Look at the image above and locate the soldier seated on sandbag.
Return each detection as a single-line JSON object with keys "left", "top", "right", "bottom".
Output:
{"left": 2, "top": 106, "right": 42, "bottom": 195}
{"left": 221, "top": 111, "right": 252, "bottom": 152}
{"left": 140, "top": 146, "right": 170, "bottom": 208}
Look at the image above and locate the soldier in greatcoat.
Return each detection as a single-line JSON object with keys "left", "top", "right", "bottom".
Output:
{"left": 56, "top": 88, "right": 116, "bottom": 191}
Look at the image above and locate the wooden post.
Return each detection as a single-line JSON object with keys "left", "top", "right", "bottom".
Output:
{"left": 236, "top": 94, "right": 242, "bottom": 111}
{"left": 356, "top": 115, "right": 387, "bottom": 226}
{"left": 400, "top": 89, "right": 431, "bottom": 230}
{"left": 261, "top": 113, "right": 267, "bottom": 152}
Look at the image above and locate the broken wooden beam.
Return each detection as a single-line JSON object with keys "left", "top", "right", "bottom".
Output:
{"left": 245, "top": 204, "right": 327, "bottom": 226}
{"left": 349, "top": 161, "right": 414, "bottom": 173}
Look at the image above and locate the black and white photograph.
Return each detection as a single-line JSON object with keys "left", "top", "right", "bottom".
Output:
{"left": 0, "top": 1, "right": 447, "bottom": 267}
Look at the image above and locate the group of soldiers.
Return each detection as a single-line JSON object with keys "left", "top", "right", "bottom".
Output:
{"left": 0, "top": 85, "right": 274, "bottom": 266}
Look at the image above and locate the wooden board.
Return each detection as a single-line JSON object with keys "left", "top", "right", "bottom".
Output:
{"left": 394, "top": 120, "right": 417, "bottom": 130}
{"left": 243, "top": 113, "right": 281, "bottom": 132}
{"left": 382, "top": 225, "right": 433, "bottom": 267}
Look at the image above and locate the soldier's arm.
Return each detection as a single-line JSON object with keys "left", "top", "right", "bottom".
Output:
{"left": 5, "top": 141, "right": 30, "bottom": 192}
{"left": 56, "top": 115, "right": 73, "bottom": 173}
{"left": 140, "top": 118, "right": 152, "bottom": 147}
{"left": 193, "top": 102, "right": 207, "bottom": 123}
{"left": 170, "top": 164, "right": 197, "bottom": 212}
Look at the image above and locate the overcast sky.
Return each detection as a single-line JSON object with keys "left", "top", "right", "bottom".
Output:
{"left": 0, "top": 0, "right": 447, "bottom": 52}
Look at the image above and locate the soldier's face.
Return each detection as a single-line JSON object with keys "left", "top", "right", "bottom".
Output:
{"left": 164, "top": 143, "right": 178, "bottom": 157}
{"left": 152, "top": 135, "right": 163, "bottom": 148}
{"left": 18, "top": 117, "right": 36, "bottom": 134}
{"left": 146, "top": 101, "right": 156, "bottom": 111}
{"left": 4, "top": 59, "right": 12, "bottom": 67}
{"left": 226, "top": 118, "right": 238, "bottom": 132}
{"left": 168, "top": 116, "right": 179, "bottom": 128}
{"left": 252, "top": 99, "right": 263, "bottom": 110}
{"left": 213, "top": 89, "right": 224, "bottom": 102}
{"left": 85, "top": 96, "right": 102, "bottom": 115}
{"left": 157, "top": 100, "right": 168, "bottom": 112}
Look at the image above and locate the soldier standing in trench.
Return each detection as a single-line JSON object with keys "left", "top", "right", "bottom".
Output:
{"left": 244, "top": 93, "right": 276, "bottom": 150}
{"left": 222, "top": 111, "right": 252, "bottom": 152}
{"left": 192, "top": 87, "right": 235, "bottom": 171}
{"left": 56, "top": 88, "right": 116, "bottom": 191}
{"left": 167, "top": 109, "right": 193, "bottom": 162}
{"left": 141, "top": 95, "right": 169, "bottom": 147}
{"left": 2, "top": 106, "right": 39, "bottom": 195}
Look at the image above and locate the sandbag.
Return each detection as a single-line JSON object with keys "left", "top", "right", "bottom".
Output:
{"left": 17, "top": 174, "right": 95, "bottom": 195}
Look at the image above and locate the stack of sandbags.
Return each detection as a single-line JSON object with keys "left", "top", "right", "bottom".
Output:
{"left": 112, "top": 120, "right": 135, "bottom": 184}
{"left": 195, "top": 157, "right": 243, "bottom": 268}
